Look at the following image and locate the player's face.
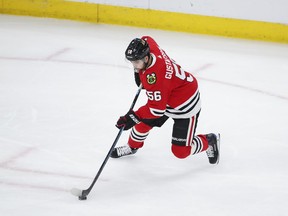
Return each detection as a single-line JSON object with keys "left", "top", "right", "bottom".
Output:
{"left": 130, "top": 59, "right": 146, "bottom": 70}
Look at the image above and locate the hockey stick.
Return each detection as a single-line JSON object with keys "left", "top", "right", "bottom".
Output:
{"left": 71, "top": 84, "right": 142, "bottom": 200}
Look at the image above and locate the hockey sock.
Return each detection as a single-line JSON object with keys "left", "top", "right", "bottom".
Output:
{"left": 191, "top": 135, "right": 208, "bottom": 155}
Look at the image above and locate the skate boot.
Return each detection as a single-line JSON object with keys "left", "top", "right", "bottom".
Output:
{"left": 110, "top": 145, "right": 138, "bottom": 158}
{"left": 206, "top": 133, "right": 220, "bottom": 164}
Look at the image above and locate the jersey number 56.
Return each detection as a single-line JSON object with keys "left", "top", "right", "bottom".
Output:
{"left": 147, "top": 91, "right": 161, "bottom": 101}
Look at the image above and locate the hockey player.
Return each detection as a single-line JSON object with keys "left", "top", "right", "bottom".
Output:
{"left": 111, "top": 36, "right": 220, "bottom": 164}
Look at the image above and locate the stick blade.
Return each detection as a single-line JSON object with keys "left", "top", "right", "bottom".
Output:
{"left": 71, "top": 188, "right": 88, "bottom": 200}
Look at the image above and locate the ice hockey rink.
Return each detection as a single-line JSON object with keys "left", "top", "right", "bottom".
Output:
{"left": 0, "top": 14, "right": 288, "bottom": 216}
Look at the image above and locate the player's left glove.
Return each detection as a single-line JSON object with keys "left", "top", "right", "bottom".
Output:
{"left": 116, "top": 110, "right": 141, "bottom": 130}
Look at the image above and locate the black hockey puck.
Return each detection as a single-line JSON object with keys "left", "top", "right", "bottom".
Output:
{"left": 79, "top": 196, "right": 87, "bottom": 200}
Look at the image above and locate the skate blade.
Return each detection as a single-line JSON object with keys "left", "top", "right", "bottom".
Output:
{"left": 216, "top": 133, "right": 221, "bottom": 164}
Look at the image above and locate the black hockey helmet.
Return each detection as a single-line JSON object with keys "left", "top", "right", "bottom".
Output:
{"left": 125, "top": 38, "right": 150, "bottom": 61}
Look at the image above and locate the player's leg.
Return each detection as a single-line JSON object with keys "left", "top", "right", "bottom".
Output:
{"left": 171, "top": 113, "right": 208, "bottom": 159}
{"left": 128, "top": 115, "right": 169, "bottom": 148}
{"left": 111, "top": 115, "right": 170, "bottom": 158}
{"left": 171, "top": 113, "right": 220, "bottom": 163}
{"left": 128, "top": 122, "right": 152, "bottom": 149}
{"left": 110, "top": 122, "right": 152, "bottom": 158}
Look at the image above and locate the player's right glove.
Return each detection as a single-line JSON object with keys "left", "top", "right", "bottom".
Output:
{"left": 116, "top": 110, "right": 141, "bottom": 130}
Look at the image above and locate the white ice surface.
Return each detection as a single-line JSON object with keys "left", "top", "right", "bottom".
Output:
{"left": 0, "top": 15, "right": 288, "bottom": 216}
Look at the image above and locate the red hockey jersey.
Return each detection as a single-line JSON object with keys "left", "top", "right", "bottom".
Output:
{"left": 135, "top": 36, "right": 201, "bottom": 120}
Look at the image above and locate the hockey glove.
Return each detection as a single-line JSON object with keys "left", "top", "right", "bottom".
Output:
{"left": 116, "top": 110, "right": 141, "bottom": 130}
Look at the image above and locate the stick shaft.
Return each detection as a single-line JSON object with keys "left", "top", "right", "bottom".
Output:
{"left": 82, "top": 84, "right": 142, "bottom": 197}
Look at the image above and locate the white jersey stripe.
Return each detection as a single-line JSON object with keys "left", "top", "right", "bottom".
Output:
{"left": 149, "top": 107, "right": 166, "bottom": 117}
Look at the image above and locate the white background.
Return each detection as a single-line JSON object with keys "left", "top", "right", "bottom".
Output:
{"left": 68, "top": 0, "right": 288, "bottom": 24}
{"left": 0, "top": 15, "right": 288, "bottom": 215}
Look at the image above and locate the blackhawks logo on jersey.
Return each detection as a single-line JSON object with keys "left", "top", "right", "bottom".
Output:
{"left": 147, "top": 73, "right": 157, "bottom": 84}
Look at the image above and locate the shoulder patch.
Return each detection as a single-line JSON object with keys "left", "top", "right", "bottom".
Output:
{"left": 147, "top": 73, "right": 157, "bottom": 84}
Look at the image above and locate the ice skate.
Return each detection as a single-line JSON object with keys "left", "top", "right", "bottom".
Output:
{"left": 206, "top": 133, "right": 220, "bottom": 164}
{"left": 110, "top": 145, "right": 138, "bottom": 158}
